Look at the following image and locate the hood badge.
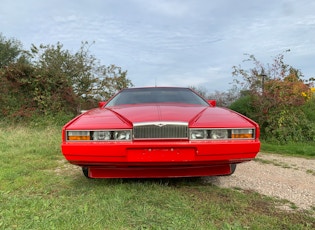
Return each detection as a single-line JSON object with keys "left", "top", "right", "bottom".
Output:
{"left": 155, "top": 123, "right": 167, "bottom": 127}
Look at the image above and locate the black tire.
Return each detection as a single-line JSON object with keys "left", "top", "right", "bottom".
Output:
{"left": 216, "top": 164, "right": 237, "bottom": 176}
{"left": 229, "top": 163, "right": 237, "bottom": 175}
{"left": 82, "top": 167, "right": 90, "bottom": 178}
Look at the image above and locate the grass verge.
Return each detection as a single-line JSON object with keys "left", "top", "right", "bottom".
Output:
{"left": 261, "top": 141, "right": 315, "bottom": 158}
{"left": 0, "top": 125, "right": 314, "bottom": 229}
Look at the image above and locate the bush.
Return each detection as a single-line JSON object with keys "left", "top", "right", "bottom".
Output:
{"left": 264, "top": 108, "right": 315, "bottom": 143}
{"left": 1, "top": 61, "right": 78, "bottom": 119}
{"left": 0, "top": 38, "right": 133, "bottom": 121}
{"left": 229, "top": 95, "right": 254, "bottom": 118}
{"left": 301, "top": 97, "right": 315, "bottom": 122}
{"left": 229, "top": 96, "right": 315, "bottom": 143}
{"left": 231, "top": 52, "right": 315, "bottom": 143}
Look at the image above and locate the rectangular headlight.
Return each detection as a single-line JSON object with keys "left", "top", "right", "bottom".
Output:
{"left": 92, "top": 130, "right": 131, "bottom": 141}
{"left": 190, "top": 128, "right": 254, "bottom": 140}
{"left": 66, "top": 130, "right": 132, "bottom": 141}
{"left": 210, "top": 129, "right": 228, "bottom": 139}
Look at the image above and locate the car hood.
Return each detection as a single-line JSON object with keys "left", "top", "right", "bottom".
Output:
{"left": 65, "top": 104, "right": 256, "bottom": 130}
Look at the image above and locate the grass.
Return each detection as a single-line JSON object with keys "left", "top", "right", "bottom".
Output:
{"left": 0, "top": 124, "right": 314, "bottom": 229}
{"left": 261, "top": 141, "right": 315, "bottom": 158}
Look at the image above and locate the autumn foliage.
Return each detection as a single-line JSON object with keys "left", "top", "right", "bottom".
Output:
{"left": 230, "top": 51, "right": 315, "bottom": 143}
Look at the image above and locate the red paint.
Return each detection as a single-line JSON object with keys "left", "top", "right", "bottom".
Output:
{"left": 61, "top": 87, "right": 260, "bottom": 178}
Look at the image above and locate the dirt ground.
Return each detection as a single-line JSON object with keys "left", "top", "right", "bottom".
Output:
{"left": 206, "top": 153, "right": 315, "bottom": 210}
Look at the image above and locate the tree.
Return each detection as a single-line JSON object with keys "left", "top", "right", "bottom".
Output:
{"left": 207, "top": 86, "right": 239, "bottom": 107}
{"left": 29, "top": 41, "right": 133, "bottom": 113}
{"left": 189, "top": 85, "right": 208, "bottom": 98}
{"left": 0, "top": 38, "right": 133, "bottom": 119}
{"left": 231, "top": 51, "right": 314, "bottom": 143}
{"left": 0, "top": 35, "right": 34, "bottom": 118}
{"left": 0, "top": 33, "right": 23, "bottom": 67}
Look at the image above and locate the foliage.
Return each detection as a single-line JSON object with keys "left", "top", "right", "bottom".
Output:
{"left": 191, "top": 85, "right": 239, "bottom": 107}
{"left": 0, "top": 37, "right": 133, "bottom": 120}
{"left": 231, "top": 51, "right": 315, "bottom": 143}
{"left": 264, "top": 108, "right": 314, "bottom": 143}
{"left": 211, "top": 86, "right": 244, "bottom": 107}
{"left": 301, "top": 94, "right": 315, "bottom": 122}
{"left": 1, "top": 56, "right": 77, "bottom": 118}
{"left": 229, "top": 94, "right": 254, "bottom": 118}
{"left": 189, "top": 85, "right": 208, "bottom": 98}
{"left": 0, "top": 33, "right": 23, "bottom": 67}
{"left": 29, "top": 42, "right": 133, "bottom": 112}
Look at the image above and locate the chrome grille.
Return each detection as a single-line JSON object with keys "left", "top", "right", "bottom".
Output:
{"left": 133, "top": 122, "right": 188, "bottom": 139}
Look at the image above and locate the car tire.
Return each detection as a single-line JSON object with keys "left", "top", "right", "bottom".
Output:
{"left": 229, "top": 163, "right": 237, "bottom": 175}
{"left": 82, "top": 167, "right": 90, "bottom": 178}
{"left": 217, "top": 164, "right": 237, "bottom": 176}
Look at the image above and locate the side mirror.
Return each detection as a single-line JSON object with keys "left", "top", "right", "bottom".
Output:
{"left": 208, "top": 100, "right": 216, "bottom": 107}
{"left": 98, "top": 101, "right": 107, "bottom": 108}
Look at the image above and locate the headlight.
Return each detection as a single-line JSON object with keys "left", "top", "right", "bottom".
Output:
{"left": 189, "top": 128, "right": 254, "bottom": 140}
{"left": 190, "top": 130, "right": 207, "bottom": 139}
{"left": 93, "top": 131, "right": 111, "bottom": 140}
{"left": 67, "top": 130, "right": 132, "bottom": 141}
{"left": 114, "top": 130, "right": 131, "bottom": 140}
{"left": 210, "top": 129, "right": 228, "bottom": 139}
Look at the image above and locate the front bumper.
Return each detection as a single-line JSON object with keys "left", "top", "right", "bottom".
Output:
{"left": 61, "top": 140, "right": 260, "bottom": 178}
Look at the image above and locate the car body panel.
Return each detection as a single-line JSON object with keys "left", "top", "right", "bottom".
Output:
{"left": 61, "top": 87, "right": 260, "bottom": 178}
{"left": 65, "top": 105, "right": 255, "bottom": 129}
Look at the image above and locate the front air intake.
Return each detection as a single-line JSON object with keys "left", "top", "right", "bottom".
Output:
{"left": 133, "top": 122, "right": 188, "bottom": 139}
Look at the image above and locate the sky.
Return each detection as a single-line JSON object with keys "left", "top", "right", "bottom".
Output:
{"left": 1, "top": 0, "right": 315, "bottom": 93}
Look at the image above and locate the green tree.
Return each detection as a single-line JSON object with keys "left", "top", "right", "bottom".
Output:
{"left": 231, "top": 51, "right": 314, "bottom": 143}
{"left": 30, "top": 42, "right": 133, "bottom": 112}
{"left": 0, "top": 35, "right": 34, "bottom": 119}
{"left": 0, "top": 33, "right": 23, "bottom": 67}
{"left": 0, "top": 38, "right": 133, "bottom": 119}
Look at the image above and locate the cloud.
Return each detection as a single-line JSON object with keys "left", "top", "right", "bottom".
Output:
{"left": 133, "top": 0, "right": 193, "bottom": 18}
{"left": 1, "top": 0, "right": 314, "bottom": 92}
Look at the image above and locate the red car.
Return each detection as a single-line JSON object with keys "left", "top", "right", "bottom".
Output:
{"left": 61, "top": 87, "right": 260, "bottom": 178}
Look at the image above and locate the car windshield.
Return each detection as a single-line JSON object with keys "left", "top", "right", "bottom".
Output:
{"left": 106, "top": 88, "right": 209, "bottom": 106}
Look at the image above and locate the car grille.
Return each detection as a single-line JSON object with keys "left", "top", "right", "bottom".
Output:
{"left": 133, "top": 122, "right": 188, "bottom": 139}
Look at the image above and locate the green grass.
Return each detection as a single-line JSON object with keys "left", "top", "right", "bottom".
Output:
{"left": 0, "top": 125, "right": 314, "bottom": 229}
{"left": 261, "top": 141, "right": 315, "bottom": 158}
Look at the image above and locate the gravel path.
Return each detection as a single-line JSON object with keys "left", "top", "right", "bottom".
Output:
{"left": 206, "top": 153, "right": 315, "bottom": 210}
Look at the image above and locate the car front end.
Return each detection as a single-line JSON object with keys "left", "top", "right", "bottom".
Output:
{"left": 61, "top": 111, "right": 260, "bottom": 178}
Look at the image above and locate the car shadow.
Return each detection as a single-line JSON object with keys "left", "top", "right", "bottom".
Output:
{"left": 69, "top": 175, "right": 210, "bottom": 188}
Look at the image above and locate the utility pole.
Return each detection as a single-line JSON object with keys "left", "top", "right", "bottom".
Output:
{"left": 260, "top": 69, "right": 267, "bottom": 94}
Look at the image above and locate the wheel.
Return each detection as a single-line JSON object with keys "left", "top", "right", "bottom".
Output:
{"left": 220, "top": 164, "right": 237, "bottom": 176}
{"left": 82, "top": 167, "right": 90, "bottom": 178}
{"left": 229, "top": 164, "right": 237, "bottom": 175}
{"left": 216, "top": 164, "right": 237, "bottom": 176}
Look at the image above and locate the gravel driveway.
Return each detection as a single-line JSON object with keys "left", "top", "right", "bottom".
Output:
{"left": 206, "top": 153, "right": 315, "bottom": 210}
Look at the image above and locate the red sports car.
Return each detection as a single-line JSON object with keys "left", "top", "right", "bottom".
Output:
{"left": 61, "top": 87, "right": 260, "bottom": 178}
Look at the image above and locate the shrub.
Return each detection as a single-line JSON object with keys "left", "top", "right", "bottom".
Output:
{"left": 264, "top": 108, "right": 315, "bottom": 143}
{"left": 229, "top": 95, "right": 254, "bottom": 118}
{"left": 231, "top": 52, "right": 314, "bottom": 143}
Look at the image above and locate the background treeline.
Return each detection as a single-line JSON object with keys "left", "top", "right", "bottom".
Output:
{"left": 0, "top": 34, "right": 133, "bottom": 120}
{"left": 1, "top": 34, "right": 314, "bottom": 143}
{"left": 203, "top": 51, "right": 315, "bottom": 143}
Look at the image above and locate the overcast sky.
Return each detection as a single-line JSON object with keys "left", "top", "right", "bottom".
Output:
{"left": 1, "top": 0, "right": 314, "bottom": 93}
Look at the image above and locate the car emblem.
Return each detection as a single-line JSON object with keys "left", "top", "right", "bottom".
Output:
{"left": 155, "top": 123, "right": 167, "bottom": 127}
